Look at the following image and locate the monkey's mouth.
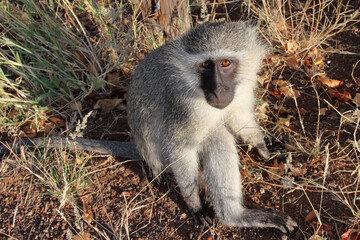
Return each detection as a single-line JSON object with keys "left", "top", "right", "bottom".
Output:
{"left": 204, "top": 86, "right": 235, "bottom": 109}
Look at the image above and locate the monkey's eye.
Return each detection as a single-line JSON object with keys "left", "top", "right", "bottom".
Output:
{"left": 220, "top": 60, "right": 231, "bottom": 68}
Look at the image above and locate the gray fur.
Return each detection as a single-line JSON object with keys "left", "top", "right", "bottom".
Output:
{"left": 127, "top": 21, "right": 296, "bottom": 232}
{"left": 0, "top": 137, "right": 140, "bottom": 159}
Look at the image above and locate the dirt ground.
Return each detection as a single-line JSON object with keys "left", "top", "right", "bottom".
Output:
{"left": 1, "top": 1, "right": 360, "bottom": 240}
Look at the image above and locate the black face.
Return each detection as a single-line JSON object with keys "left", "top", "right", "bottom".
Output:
{"left": 198, "top": 58, "right": 238, "bottom": 109}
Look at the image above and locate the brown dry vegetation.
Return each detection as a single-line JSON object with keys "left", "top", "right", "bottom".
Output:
{"left": 1, "top": 0, "right": 360, "bottom": 239}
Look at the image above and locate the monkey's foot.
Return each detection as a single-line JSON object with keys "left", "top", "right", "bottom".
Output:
{"left": 222, "top": 208, "right": 297, "bottom": 233}
{"left": 191, "top": 210, "right": 213, "bottom": 227}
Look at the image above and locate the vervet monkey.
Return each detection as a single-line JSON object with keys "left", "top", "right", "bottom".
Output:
{"left": 0, "top": 21, "right": 296, "bottom": 233}
{"left": 127, "top": 21, "right": 296, "bottom": 232}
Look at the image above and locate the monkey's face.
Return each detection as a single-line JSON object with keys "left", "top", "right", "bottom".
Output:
{"left": 198, "top": 58, "right": 238, "bottom": 109}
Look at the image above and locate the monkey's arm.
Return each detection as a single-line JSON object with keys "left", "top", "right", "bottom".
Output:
{"left": 226, "top": 111, "right": 270, "bottom": 159}
{"left": 0, "top": 137, "right": 141, "bottom": 159}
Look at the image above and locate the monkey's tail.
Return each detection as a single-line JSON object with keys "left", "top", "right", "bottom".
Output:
{"left": 0, "top": 137, "right": 141, "bottom": 159}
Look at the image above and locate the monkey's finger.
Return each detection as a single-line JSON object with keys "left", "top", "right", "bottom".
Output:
{"left": 269, "top": 212, "right": 298, "bottom": 234}
{"left": 284, "top": 216, "right": 298, "bottom": 233}
{"left": 256, "top": 143, "right": 270, "bottom": 160}
{"left": 190, "top": 211, "right": 213, "bottom": 227}
{"left": 190, "top": 211, "right": 207, "bottom": 226}
{"left": 204, "top": 214, "right": 213, "bottom": 226}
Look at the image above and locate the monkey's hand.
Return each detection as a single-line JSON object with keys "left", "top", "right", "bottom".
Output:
{"left": 256, "top": 141, "right": 270, "bottom": 160}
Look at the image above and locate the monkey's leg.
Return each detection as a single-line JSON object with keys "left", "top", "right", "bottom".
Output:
{"left": 168, "top": 149, "right": 202, "bottom": 215}
{"left": 226, "top": 111, "right": 270, "bottom": 159}
{"left": 202, "top": 127, "right": 244, "bottom": 221}
{"left": 202, "top": 128, "right": 296, "bottom": 233}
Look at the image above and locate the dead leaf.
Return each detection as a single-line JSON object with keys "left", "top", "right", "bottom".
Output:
{"left": 346, "top": 83, "right": 354, "bottom": 88}
{"left": 19, "top": 130, "right": 37, "bottom": 138}
{"left": 317, "top": 223, "right": 334, "bottom": 235}
{"left": 320, "top": 108, "right": 328, "bottom": 116}
{"left": 93, "top": 98, "right": 124, "bottom": 112}
{"left": 76, "top": 154, "right": 86, "bottom": 165}
{"left": 88, "top": 57, "right": 100, "bottom": 76}
{"left": 341, "top": 229, "right": 360, "bottom": 240}
{"left": 284, "top": 144, "right": 297, "bottom": 151}
{"left": 277, "top": 116, "right": 292, "bottom": 127}
{"left": 343, "top": 109, "right": 360, "bottom": 123}
{"left": 44, "top": 122, "right": 57, "bottom": 134}
{"left": 106, "top": 71, "right": 120, "bottom": 85}
{"left": 271, "top": 80, "right": 301, "bottom": 99}
{"left": 19, "top": 121, "right": 38, "bottom": 138}
{"left": 309, "top": 235, "right": 323, "bottom": 240}
{"left": 257, "top": 101, "right": 269, "bottom": 114}
{"left": 272, "top": 80, "right": 288, "bottom": 87}
{"left": 240, "top": 168, "right": 248, "bottom": 179}
{"left": 285, "top": 54, "right": 300, "bottom": 69}
{"left": 70, "top": 101, "right": 82, "bottom": 111}
{"left": 352, "top": 93, "right": 360, "bottom": 106}
{"left": 268, "top": 159, "right": 285, "bottom": 180}
{"left": 305, "top": 210, "right": 317, "bottom": 222}
{"left": 306, "top": 48, "right": 325, "bottom": 67}
{"left": 308, "top": 48, "right": 319, "bottom": 58}
{"left": 299, "top": 108, "right": 307, "bottom": 115}
{"left": 317, "top": 75, "right": 343, "bottom": 88}
{"left": 257, "top": 74, "right": 269, "bottom": 85}
{"left": 73, "top": 231, "right": 91, "bottom": 240}
{"left": 74, "top": 50, "right": 87, "bottom": 63}
{"left": 273, "top": 104, "right": 292, "bottom": 113}
{"left": 314, "top": 59, "right": 323, "bottom": 65}
{"left": 269, "top": 89, "right": 283, "bottom": 99}
{"left": 122, "top": 191, "right": 131, "bottom": 197}
{"left": 266, "top": 53, "right": 282, "bottom": 67}
{"left": 328, "top": 89, "right": 352, "bottom": 103}
{"left": 81, "top": 197, "right": 93, "bottom": 224}
{"left": 48, "top": 117, "right": 65, "bottom": 127}
{"left": 8, "top": 109, "right": 19, "bottom": 119}
{"left": 279, "top": 85, "right": 301, "bottom": 99}
{"left": 290, "top": 166, "right": 307, "bottom": 177}
{"left": 274, "top": 17, "right": 288, "bottom": 33}
{"left": 303, "top": 56, "right": 313, "bottom": 69}
{"left": 285, "top": 40, "right": 299, "bottom": 53}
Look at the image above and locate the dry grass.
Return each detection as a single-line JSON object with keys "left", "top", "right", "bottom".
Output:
{"left": 247, "top": 0, "right": 360, "bottom": 238}
{"left": 253, "top": 0, "right": 359, "bottom": 54}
